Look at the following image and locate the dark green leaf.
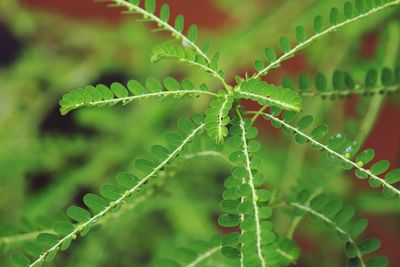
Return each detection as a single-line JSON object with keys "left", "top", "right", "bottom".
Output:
{"left": 67, "top": 206, "right": 91, "bottom": 223}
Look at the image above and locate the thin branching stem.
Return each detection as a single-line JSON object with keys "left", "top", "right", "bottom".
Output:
{"left": 252, "top": 0, "right": 400, "bottom": 79}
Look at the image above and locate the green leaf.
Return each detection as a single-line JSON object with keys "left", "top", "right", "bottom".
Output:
{"left": 163, "top": 77, "right": 180, "bottom": 91}
{"left": 315, "top": 72, "right": 327, "bottom": 91}
{"left": 145, "top": 77, "right": 162, "bottom": 92}
{"left": 279, "top": 36, "right": 291, "bottom": 53}
{"left": 366, "top": 256, "right": 388, "bottom": 267}
{"left": 11, "top": 253, "right": 30, "bottom": 267}
{"left": 296, "top": 115, "right": 314, "bottom": 131}
{"left": 264, "top": 47, "right": 276, "bottom": 62}
{"left": 151, "top": 145, "right": 170, "bottom": 159}
{"left": 83, "top": 193, "right": 108, "bottom": 213}
{"left": 116, "top": 172, "right": 139, "bottom": 189}
{"left": 330, "top": 7, "right": 340, "bottom": 25}
{"left": 349, "top": 219, "right": 368, "bottom": 238}
{"left": 359, "top": 238, "right": 381, "bottom": 254}
{"left": 344, "top": 1, "right": 354, "bottom": 19}
{"left": 356, "top": 149, "right": 375, "bottom": 165}
{"left": 145, "top": 0, "right": 156, "bottom": 13}
{"left": 221, "top": 246, "right": 241, "bottom": 259}
{"left": 311, "top": 124, "right": 329, "bottom": 139}
{"left": 53, "top": 221, "right": 75, "bottom": 235}
{"left": 174, "top": 15, "right": 184, "bottom": 33}
{"left": 313, "top": 15, "right": 324, "bottom": 33}
{"left": 220, "top": 200, "right": 239, "bottom": 213}
{"left": 381, "top": 67, "right": 393, "bottom": 86}
{"left": 385, "top": 169, "right": 400, "bottom": 184}
{"left": 332, "top": 70, "right": 345, "bottom": 90}
{"left": 24, "top": 242, "right": 44, "bottom": 257}
{"left": 295, "top": 25, "right": 306, "bottom": 43}
{"left": 299, "top": 73, "right": 310, "bottom": 90}
{"left": 370, "top": 160, "right": 390, "bottom": 175}
{"left": 355, "top": 0, "right": 365, "bottom": 13}
{"left": 37, "top": 233, "right": 59, "bottom": 247}
{"left": 66, "top": 206, "right": 91, "bottom": 223}
{"left": 177, "top": 118, "right": 194, "bottom": 133}
{"left": 127, "top": 80, "right": 145, "bottom": 95}
{"left": 135, "top": 159, "right": 155, "bottom": 173}
{"left": 100, "top": 184, "right": 123, "bottom": 201}
{"left": 334, "top": 206, "right": 355, "bottom": 226}
{"left": 187, "top": 25, "right": 198, "bottom": 42}
{"left": 221, "top": 232, "right": 240, "bottom": 246}
{"left": 160, "top": 4, "right": 170, "bottom": 22}
{"left": 365, "top": 69, "right": 378, "bottom": 88}
{"left": 218, "top": 214, "right": 241, "bottom": 227}
{"left": 110, "top": 82, "right": 128, "bottom": 98}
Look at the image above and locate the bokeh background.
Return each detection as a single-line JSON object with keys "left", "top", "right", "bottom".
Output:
{"left": 0, "top": 0, "right": 399, "bottom": 266}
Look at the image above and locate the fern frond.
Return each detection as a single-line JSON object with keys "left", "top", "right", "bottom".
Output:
{"left": 205, "top": 93, "right": 234, "bottom": 143}
{"left": 218, "top": 115, "right": 293, "bottom": 267}
{"left": 105, "top": 0, "right": 210, "bottom": 62}
{"left": 253, "top": 109, "right": 400, "bottom": 200}
{"left": 151, "top": 44, "right": 229, "bottom": 89}
{"left": 253, "top": 0, "right": 400, "bottom": 78}
{"left": 289, "top": 190, "right": 387, "bottom": 267}
{"left": 154, "top": 239, "right": 221, "bottom": 267}
{"left": 11, "top": 118, "right": 205, "bottom": 267}
{"left": 287, "top": 65, "right": 400, "bottom": 99}
{"left": 59, "top": 77, "right": 216, "bottom": 115}
{"left": 236, "top": 79, "right": 302, "bottom": 112}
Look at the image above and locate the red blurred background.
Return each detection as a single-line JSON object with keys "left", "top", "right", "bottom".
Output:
{"left": 17, "top": 0, "right": 400, "bottom": 266}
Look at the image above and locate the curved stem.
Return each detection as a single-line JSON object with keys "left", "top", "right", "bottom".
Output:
{"left": 237, "top": 109, "right": 266, "bottom": 267}
{"left": 289, "top": 202, "right": 366, "bottom": 267}
{"left": 253, "top": 0, "right": 400, "bottom": 79}
{"left": 29, "top": 124, "right": 204, "bottom": 267}
{"left": 252, "top": 111, "right": 400, "bottom": 197}
{"left": 110, "top": 0, "right": 211, "bottom": 63}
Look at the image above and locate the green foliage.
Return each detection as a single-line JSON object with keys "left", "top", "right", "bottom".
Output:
{"left": 154, "top": 238, "right": 221, "bottom": 267}
{"left": 286, "top": 65, "right": 400, "bottom": 99}
{"left": 3, "top": 0, "right": 400, "bottom": 266}
{"left": 235, "top": 79, "right": 302, "bottom": 112}
{"left": 252, "top": 0, "right": 400, "bottom": 78}
{"left": 110, "top": 0, "right": 210, "bottom": 62}
{"left": 12, "top": 117, "right": 204, "bottom": 267}
{"left": 218, "top": 116, "right": 300, "bottom": 267}
{"left": 260, "top": 109, "right": 400, "bottom": 199}
{"left": 290, "top": 190, "right": 387, "bottom": 267}
{"left": 204, "top": 93, "right": 234, "bottom": 143}
{"left": 59, "top": 78, "right": 216, "bottom": 115}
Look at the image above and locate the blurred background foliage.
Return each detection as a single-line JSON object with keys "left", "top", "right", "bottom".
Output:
{"left": 0, "top": 0, "right": 399, "bottom": 266}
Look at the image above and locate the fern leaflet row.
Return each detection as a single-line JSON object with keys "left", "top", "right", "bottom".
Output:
{"left": 289, "top": 190, "right": 387, "bottom": 267}
{"left": 205, "top": 93, "right": 234, "bottom": 143}
{"left": 254, "top": 108, "right": 400, "bottom": 200}
{"left": 236, "top": 79, "right": 302, "bottom": 112}
{"left": 11, "top": 118, "right": 205, "bottom": 267}
{"left": 151, "top": 44, "right": 228, "bottom": 89}
{"left": 107, "top": 0, "right": 211, "bottom": 62}
{"left": 282, "top": 65, "right": 400, "bottom": 99}
{"left": 59, "top": 77, "right": 216, "bottom": 115}
{"left": 253, "top": 0, "right": 400, "bottom": 78}
{"left": 218, "top": 115, "right": 299, "bottom": 267}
